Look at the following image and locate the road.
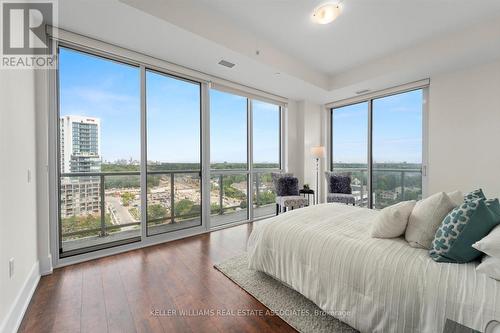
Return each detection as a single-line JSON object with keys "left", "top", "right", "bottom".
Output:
{"left": 106, "top": 195, "right": 136, "bottom": 225}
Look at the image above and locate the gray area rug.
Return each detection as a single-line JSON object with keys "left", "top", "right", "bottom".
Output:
{"left": 214, "top": 254, "right": 358, "bottom": 333}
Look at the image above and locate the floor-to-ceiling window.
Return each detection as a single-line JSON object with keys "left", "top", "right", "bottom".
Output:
{"left": 372, "top": 90, "right": 423, "bottom": 209}
{"left": 56, "top": 43, "right": 283, "bottom": 259}
{"left": 209, "top": 91, "right": 282, "bottom": 227}
{"left": 58, "top": 47, "right": 141, "bottom": 256}
{"left": 57, "top": 47, "right": 203, "bottom": 257}
{"left": 331, "top": 88, "right": 425, "bottom": 209}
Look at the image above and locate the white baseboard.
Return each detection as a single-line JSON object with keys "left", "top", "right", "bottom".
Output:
{"left": 39, "top": 254, "right": 52, "bottom": 276}
{"left": 0, "top": 260, "right": 40, "bottom": 333}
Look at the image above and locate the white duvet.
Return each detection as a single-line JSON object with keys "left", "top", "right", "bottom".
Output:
{"left": 247, "top": 203, "right": 500, "bottom": 333}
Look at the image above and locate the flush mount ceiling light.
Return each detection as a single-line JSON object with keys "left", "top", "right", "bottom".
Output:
{"left": 312, "top": 2, "right": 343, "bottom": 24}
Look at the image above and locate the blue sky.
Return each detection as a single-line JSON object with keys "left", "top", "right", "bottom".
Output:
{"left": 59, "top": 47, "right": 279, "bottom": 164}
{"left": 332, "top": 89, "right": 423, "bottom": 164}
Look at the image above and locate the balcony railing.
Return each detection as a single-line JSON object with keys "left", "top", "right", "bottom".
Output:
{"left": 332, "top": 167, "right": 422, "bottom": 209}
{"left": 211, "top": 173, "right": 247, "bottom": 216}
{"left": 209, "top": 171, "right": 277, "bottom": 227}
{"left": 253, "top": 172, "right": 277, "bottom": 218}
{"left": 60, "top": 170, "right": 201, "bottom": 243}
{"left": 60, "top": 169, "right": 279, "bottom": 251}
{"left": 146, "top": 170, "right": 201, "bottom": 231}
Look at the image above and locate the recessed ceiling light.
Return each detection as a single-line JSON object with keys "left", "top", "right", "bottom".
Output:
{"left": 312, "top": 3, "right": 343, "bottom": 25}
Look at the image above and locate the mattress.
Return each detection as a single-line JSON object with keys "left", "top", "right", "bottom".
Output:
{"left": 247, "top": 203, "right": 500, "bottom": 333}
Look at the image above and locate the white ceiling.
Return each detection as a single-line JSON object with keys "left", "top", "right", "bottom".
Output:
{"left": 195, "top": 0, "right": 500, "bottom": 75}
{"left": 58, "top": 0, "right": 500, "bottom": 103}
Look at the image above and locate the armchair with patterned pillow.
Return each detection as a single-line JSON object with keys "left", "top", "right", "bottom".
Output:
{"left": 324, "top": 171, "right": 356, "bottom": 205}
{"left": 271, "top": 172, "right": 308, "bottom": 215}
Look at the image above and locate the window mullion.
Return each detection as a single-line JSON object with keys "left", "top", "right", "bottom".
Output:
{"left": 140, "top": 65, "right": 147, "bottom": 239}
{"left": 202, "top": 82, "right": 211, "bottom": 230}
{"left": 248, "top": 98, "right": 254, "bottom": 221}
{"left": 367, "top": 100, "right": 373, "bottom": 209}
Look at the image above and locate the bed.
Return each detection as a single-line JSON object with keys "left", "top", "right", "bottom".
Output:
{"left": 247, "top": 203, "right": 500, "bottom": 333}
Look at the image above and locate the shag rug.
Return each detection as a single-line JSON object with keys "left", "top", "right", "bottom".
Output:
{"left": 214, "top": 254, "right": 358, "bottom": 333}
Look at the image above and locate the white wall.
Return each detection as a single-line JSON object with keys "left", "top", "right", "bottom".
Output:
{"left": 288, "top": 100, "right": 326, "bottom": 202}
{"left": 0, "top": 69, "right": 40, "bottom": 333}
{"left": 427, "top": 58, "right": 500, "bottom": 197}
{"left": 285, "top": 101, "right": 304, "bottom": 184}
{"left": 35, "top": 70, "right": 52, "bottom": 276}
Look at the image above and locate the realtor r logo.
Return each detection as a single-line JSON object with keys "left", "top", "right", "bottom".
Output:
{"left": 1, "top": 0, "right": 57, "bottom": 68}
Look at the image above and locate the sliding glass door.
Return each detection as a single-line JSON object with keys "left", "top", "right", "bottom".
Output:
{"left": 210, "top": 90, "right": 249, "bottom": 227}
{"left": 252, "top": 100, "right": 282, "bottom": 218}
{"left": 331, "top": 89, "right": 425, "bottom": 209}
{"left": 145, "top": 70, "right": 202, "bottom": 236}
{"left": 331, "top": 102, "right": 369, "bottom": 207}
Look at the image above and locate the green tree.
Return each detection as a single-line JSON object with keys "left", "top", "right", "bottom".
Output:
{"left": 147, "top": 204, "right": 168, "bottom": 220}
{"left": 61, "top": 214, "right": 113, "bottom": 240}
{"left": 174, "top": 199, "right": 194, "bottom": 216}
{"left": 121, "top": 192, "right": 135, "bottom": 206}
{"left": 256, "top": 191, "right": 276, "bottom": 205}
{"left": 223, "top": 185, "right": 246, "bottom": 200}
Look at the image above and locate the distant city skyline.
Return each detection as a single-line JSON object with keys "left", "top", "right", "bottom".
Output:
{"left": 59, "top": 47, "right": 280, "bottom": 164}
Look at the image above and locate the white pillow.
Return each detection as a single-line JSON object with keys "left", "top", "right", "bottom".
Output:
{"left": 472, "top": 225, "right": 500, "bottom": 258}
{"left": 371, "top": 201, "right": 416, "bottom": 238}
{"left": 476, "top": 255, "right": 500, "bottom": 281}
{"left": 405, "top": 192, "right": 456, "bottom": 249}
{"left": 447, "top": 190, "right": 464, "bottom": 206}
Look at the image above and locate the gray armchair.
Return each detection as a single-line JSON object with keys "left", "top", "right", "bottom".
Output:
{"left": 325, "top": 171, "right": 356, "bottom": 205}
{"left": 271, "top": 172, "right": 308, "bottom": 214}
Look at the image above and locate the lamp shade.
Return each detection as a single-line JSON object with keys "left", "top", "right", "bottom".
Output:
{"left": 485, "top": 320, "right": 500, "bottom": 333}
{"left": 311, "top": 146, "right": 326, "bottom": 159}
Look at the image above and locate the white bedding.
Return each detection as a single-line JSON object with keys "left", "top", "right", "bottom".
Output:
{"left": 247, "top": 203, "right": 500, "bottom": 333}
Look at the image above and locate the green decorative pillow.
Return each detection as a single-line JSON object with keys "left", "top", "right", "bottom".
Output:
{"left": 430, "top": 199, "right": 500, "bottom": 263}
{"left": 464, "top": 188, "right": 486, "bottom": 202}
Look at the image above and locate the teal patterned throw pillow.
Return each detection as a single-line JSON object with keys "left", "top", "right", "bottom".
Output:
{"left": 485, "top": 198, "right": 500, "bottom": 219}
{"left": 464, "top": 188, "right": 486, "bottom": 202}
{"left": 430, "top": 199, "right": 500, "bottom": 263}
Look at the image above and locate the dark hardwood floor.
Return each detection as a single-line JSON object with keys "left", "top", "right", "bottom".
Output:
{"left": 19, "top": 223, "right": 296, "bottom": 333}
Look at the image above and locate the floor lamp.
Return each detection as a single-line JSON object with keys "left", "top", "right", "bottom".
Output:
{"left": 311, "top": 146, "right": 326, "bottom": 204}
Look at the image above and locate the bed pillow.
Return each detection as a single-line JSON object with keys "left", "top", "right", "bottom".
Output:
{"left": 464, "top": 188, "right": 486, "bottom": 202}
{"left": 371, "top": 200, "right": 416, "bottom": 238}
{"left": 447, "top": 190, "right": 464, "bottom": 206}
{"left": 276, "top": 176, "right": 299, "bottom": 196}
{"left": 429, "top": 199, "right": 500, "bottom": 263}
{"left": 472, "top": 224, "right": 500, "bottom": 258}
{"left": 405, "top": 192, "right": 456, "bottom": 249}
{"left": 476, "top": 256, "right": 500, "bottom": 281}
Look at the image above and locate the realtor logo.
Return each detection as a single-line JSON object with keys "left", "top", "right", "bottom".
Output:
{"left": 1, "top": 0, "right": 57, "bottom": 68}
